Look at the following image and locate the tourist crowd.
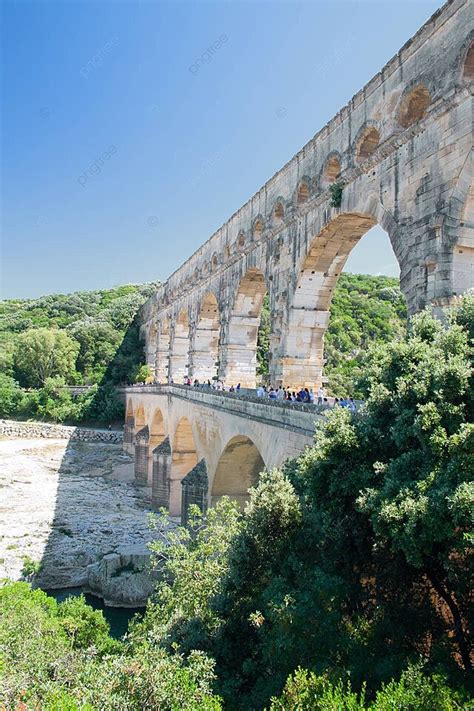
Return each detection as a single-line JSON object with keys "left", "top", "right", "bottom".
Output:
{"left": 130, "top": 376, "right": 357, "bottom": 410}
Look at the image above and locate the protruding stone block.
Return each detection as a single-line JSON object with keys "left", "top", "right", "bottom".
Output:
{"left": 181, "top": 459, "right": 208, "bottom": 526}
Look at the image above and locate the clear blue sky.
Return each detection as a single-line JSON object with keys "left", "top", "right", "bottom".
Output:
{"left": 1, "top": 0, "right": 441, "bottom": 299}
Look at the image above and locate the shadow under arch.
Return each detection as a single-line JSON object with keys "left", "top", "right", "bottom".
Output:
{"left": 192, "top": 292, "right": 220, "bottom": 382}
{"left": 224, "top": 267, "right": 268, "bottom": 388}
{"left": 170, "top": 416, "right": 198, "bottom": 516}
{"left": 280, "top": 211, "right": 403, "bottom": 389}
{"left": 211, "top": 435, "right": 265, "bottom": 509}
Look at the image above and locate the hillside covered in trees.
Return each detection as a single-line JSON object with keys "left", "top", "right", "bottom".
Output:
{"left": 0, "top": 274, "right": 406, "bottom": 422}
{"left": 1, "top": 298, "right": 472, "bottom": 709}
{"left": 0, "top": 283, "right": 157, "bottom": 423}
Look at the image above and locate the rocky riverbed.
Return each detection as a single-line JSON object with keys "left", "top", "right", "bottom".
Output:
{"left": 0, "top": 436, "right": 167, "bottom": 606}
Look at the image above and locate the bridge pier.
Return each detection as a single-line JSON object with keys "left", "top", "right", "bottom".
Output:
{"left": 134, "top": 426, "right": 150, "bottom": 486}
{"left": 152, "top": 437, "right": 172, "bottom": 510}
{"left": 181, "top": 459, "right": 208, "bottom": 526}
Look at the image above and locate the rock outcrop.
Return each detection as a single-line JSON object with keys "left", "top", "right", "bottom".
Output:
{"left": 0, "top": 434, "right": 170, "bottom": 607}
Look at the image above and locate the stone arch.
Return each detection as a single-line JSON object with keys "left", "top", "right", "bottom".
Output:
{"left": 355, "top": 124, "right": 380, "bottom": 162}
{"left": 297, "top": 180, "right": 310, "bottom": 205}
{"left": 279, "top": 212, "right": 401, "bottom": 389}
{"left": 397, "top": 83, "right": 431, "bottom": 128}
{"left": 274, "top": 200, "right": 285, "bottom": 223}
{"left": 134, "top": 404, "right": 145, "bottom": 435}
{"left": 222, "top": 268, "right": 268, "bottom": 388}
{"left": 322, "top": 153, "right": 342, "bottom": 185}
{"left": 192, "top": 292, "right": 220, "bottom": 381}
{"left": 156, "top": 318, "right": 170, "bottom": 382}
{"left": 170, "top": 416, "right": 198, "bottom": 515}
{"left": 170, "top": 310, "right": 190, "bottom": 382}
{"left": 211, "top": 253, "right": 219, "bottom": 271}
{"left": 462, "top": 40, "right": 474, "bottom": 83}
{"left": 147, "top": 408, "right": 166, "bottom": 484}
{"left": 149, "top": 408, "right": 166, "bottom": 450}
{"left": 253, "top": 217, "right": 264, "bottom": 240}
{"left": 211, "top": 435, "right": 265, "bottom": 508}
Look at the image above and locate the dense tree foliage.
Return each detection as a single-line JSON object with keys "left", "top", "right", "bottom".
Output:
{"left": 0, "top": 299, "right": 472, "bottom": 708}
{"left": 14, "top": 328, "right": 80, "bottom": 387}
{"left": 0, "top": 582, "right": 221, "bottom": 709}
{"left": 134, "top": 299, "right": 472, "bottom": 708}
{"left": 0, "top": 283, "right": 157, "bottom": 423}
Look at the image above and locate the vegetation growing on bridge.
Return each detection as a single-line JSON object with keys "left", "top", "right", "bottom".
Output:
{"left": 1, "top": 297, "right": 472, "bottom": 709}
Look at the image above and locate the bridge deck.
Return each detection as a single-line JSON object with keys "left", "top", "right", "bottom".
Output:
{"left": 126, "top": 384, "right": 326, "bottom": 437}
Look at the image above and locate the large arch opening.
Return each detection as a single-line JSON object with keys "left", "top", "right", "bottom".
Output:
{"left": 211, "top": 435, "right": 264, "bottom": 509}
{"left": 224, "top": 268, "right": 268, "bottom": 388}
{"left": 170, "top": 310, "right": 190, "bottom": 382}
{"left": 156, "top": 319, "right": 170, "bottom": 383}
{"left": 280, "top": 214, "right": 405, "bottom": 394}
{"left": 193, "top": 292, "right": 220, "bottom": 382}
{"left": 170, "top": 417, "right": 198, "bottom": 516}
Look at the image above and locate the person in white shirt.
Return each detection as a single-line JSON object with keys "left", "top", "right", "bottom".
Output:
{"left": 256, "top": 385, "right": 265, "bottom": 398}
{"left": 317, "top": 386, "right": 326, "bottom": 405}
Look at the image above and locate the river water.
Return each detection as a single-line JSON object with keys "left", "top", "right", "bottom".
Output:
{"left": 45, "top": 587, "right": 144, "bottom": 639}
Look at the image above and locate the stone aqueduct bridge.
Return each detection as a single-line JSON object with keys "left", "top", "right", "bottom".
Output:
{"left": 125, "top": 385, "right": 319, "bottom": 518}
{"left": 126, "top": 0, "right": 474, "bottom": 519}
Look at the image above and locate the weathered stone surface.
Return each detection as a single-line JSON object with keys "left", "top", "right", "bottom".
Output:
{"left": 139, "top": 0, "right": 473, "bottom": 390}
{"left": 85, "top": 545, "right": 159, "bottom": 608}
{"left": 0, "top": 435, "right": 172, "bottom": 606}
{"left": 126, "top": 384, "right": 317, "bottom": 515}
{"left": 181, "top": 459, "right": 208, "bottom": 525}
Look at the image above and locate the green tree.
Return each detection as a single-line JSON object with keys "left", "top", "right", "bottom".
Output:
{"left": 14, "top": 328, "right": 79, "bottom": 387}
{"left": 0, "top": 373, "right": 24, "bottom": 417}
{"left": 134, "top": 363, "right": 153, "bottom": 383}
{"left": 144, "top": 300, "right": 472, "bottom": 708}
{"left": 68, "top": 318, "right": 121, "bottom": 383}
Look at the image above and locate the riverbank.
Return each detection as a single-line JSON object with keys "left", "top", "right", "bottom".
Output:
{"left": 0, "top": 434, "right": 166, "bottom": 606}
